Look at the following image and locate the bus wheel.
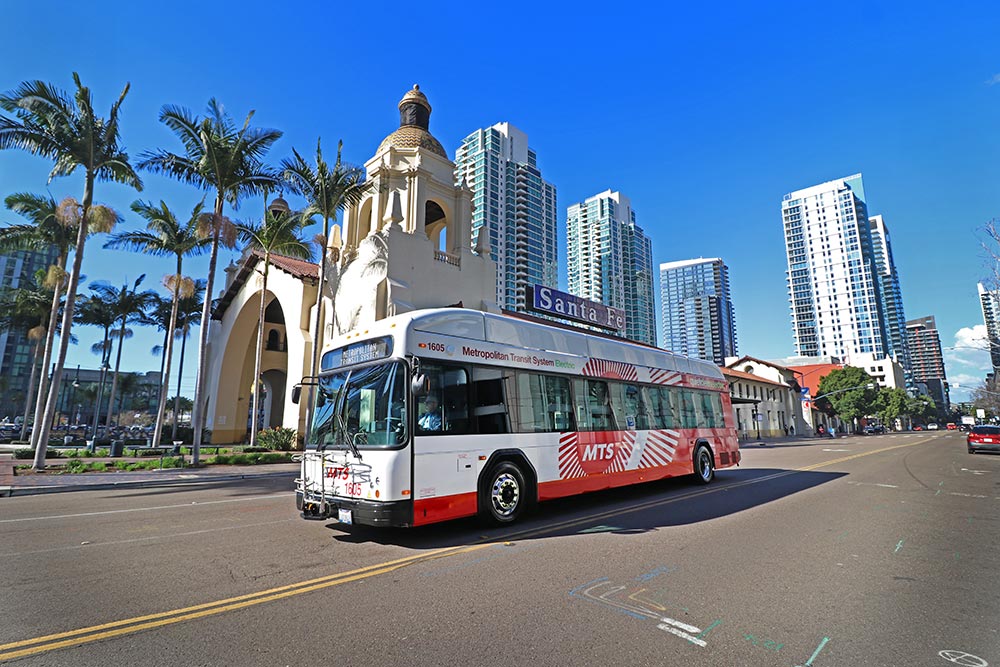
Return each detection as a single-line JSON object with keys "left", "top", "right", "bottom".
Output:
{"left": 694, "top": 445, "right": 714, "bottom": 484}
{"left": 482, "top": 461, "right": 526, "bottom": 524}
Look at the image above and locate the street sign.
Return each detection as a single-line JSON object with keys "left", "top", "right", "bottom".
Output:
{"left": 800, "top": 387, "right": 809, "bottom": 395}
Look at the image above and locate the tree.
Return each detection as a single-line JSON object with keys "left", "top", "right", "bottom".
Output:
{"left": 0, "top": 193, "right": 90, "bottom": 446}
{"left": 75, "top": 290, "right": 117, "bottom": 437}
{"left": 88, "top": 275, "right": 157, "bottom": 428}
{"left": 235, "top": 206, "right": 311, "bottom": 446}
{"left": 873, "top": 387, "right": 908, "bottom": 430}
{"left": 171, "top": 280, "right": 204, "bottom": 439}
{"left": 0, "top": 73, "right": 142, "bottom": 468}
{"left": 816, "top": 366, "right": 877, "bottom": 428}
{"left": 281, "top": 139, "right": 364, "bottom": 428}
{"left": 105, "top": 200, "right": 210, "bottom": 448}
{"left": 138, "top": 99, "right": 281, "bottom": 463}
{"left": 906, "top": 394, "right": 937, "bottom": 424}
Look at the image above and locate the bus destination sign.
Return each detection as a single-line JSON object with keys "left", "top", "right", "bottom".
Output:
{"left": 528, "top": 285, "right": 626, "bottom": 332}
{"left": 322, "top": 336, "right": 393, "bottom": 370}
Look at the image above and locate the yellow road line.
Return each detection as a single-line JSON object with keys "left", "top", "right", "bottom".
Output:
{"left": 0, "top": 543, "right": 491, "bottom": 661}
{"left": 1, "top": 435, "right": 934, "bottom": 661}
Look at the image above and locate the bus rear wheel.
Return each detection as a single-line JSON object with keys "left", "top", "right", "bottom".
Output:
{"left": 694, "top": 445, "right": 714, "bottom": 484}
{"left": 481, "top": 461, "right": 526, "bottom": 525}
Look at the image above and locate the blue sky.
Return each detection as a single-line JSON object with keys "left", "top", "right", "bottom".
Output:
{"left": 1, "top": 1, "right": 998, "bottom": 402}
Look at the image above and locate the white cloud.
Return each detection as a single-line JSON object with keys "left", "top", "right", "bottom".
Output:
{"left": 945, "top": 324, "right": 991, "bottom": 371}
{"left": 988, "top": 73, "right": 1000, "bottom": 86}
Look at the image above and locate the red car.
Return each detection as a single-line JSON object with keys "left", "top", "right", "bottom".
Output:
{"left": 967, "top": 425, "right": 1000, "bottom": 454}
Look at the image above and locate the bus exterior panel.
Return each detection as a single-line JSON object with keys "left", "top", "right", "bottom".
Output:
{"left": 298, "top": 308, "right": 741, "bottom": 528}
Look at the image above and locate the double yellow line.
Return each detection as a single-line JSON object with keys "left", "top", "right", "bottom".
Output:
{"left": 0, "top": 543, "right": 491, "bottom": 661}
{"left": 2, "top": 435, "right": 933, "bottom": 661}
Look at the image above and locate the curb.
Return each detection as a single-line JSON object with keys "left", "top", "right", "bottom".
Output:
{"left": 1, "top": 470, "right": 297, "bottom": 498}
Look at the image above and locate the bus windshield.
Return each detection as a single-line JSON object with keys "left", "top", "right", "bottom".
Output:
{"left": 309, "top": 361, "right": 408, "bottom": 450}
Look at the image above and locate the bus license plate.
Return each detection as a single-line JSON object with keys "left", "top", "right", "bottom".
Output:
{"left": 338, "top": 509, "right": 353, "bottom": 525}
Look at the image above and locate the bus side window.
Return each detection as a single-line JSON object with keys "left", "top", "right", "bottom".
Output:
{"left": 680, "top": 390, "right": 698, "bottom": 429}
{"left": 472, "top": 366, "right": 509, "bottom": 434}
{"left": 617, "top": 383, "right": 647, "bottom": 431}
{"left": 586, "top": 379, "right": 617, "bottom": 431}
{"left": 514, "top": 373, "right": 574, "bottom": 433}
{"left": 650, "top": 386, "right": 675, "bottom": 429}
{"left": 417, "top": 363, "right": 469, "bottom": 435}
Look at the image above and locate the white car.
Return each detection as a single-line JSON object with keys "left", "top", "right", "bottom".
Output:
{"left": 927, "top": 423, "right": 940, "bottom": 430}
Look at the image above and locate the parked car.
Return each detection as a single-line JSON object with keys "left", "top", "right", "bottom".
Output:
{"left": 863, "top": 425, "right": 885, "bottom": 435}
{"left": 946, "top": 423, "right": 958, "bottom": 430}
{"left": 967, "top": 425, "right": 1000, "bottom": 454}
{"left": 927, "top": 423, "right": 940, "bottom": 430}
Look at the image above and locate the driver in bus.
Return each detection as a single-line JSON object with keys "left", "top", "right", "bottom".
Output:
{"left": 418, "top": 394, "right": 443, "bottom": 431}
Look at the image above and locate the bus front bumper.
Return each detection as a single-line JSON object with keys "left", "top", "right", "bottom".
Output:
{"left": 297, "top": 491, "right": 413, "bottom": 527}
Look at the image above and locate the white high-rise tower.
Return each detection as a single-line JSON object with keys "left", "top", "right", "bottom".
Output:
{"left": 565, "top": 189, "right": 656, "bottom": 345}
{"left": 782, "top": 174, "right": 888, "bottom": 362}
{"left": 454, "top": 123, "right": 557, "bottom": 312}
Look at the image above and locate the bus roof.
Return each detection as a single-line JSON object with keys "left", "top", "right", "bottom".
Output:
{"left": 331, "top": 308, "right": 723, "bottom": 381}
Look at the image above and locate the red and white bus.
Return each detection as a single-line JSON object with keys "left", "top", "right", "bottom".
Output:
{"left": 295, "top": 308, "right": 740, "bottom": 527}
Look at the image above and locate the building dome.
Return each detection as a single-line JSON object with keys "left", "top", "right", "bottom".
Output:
{"left": 376, "top": 85, "right": 447, "bottom": 158}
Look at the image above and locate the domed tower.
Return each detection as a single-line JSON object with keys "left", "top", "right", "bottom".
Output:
{"left": 326, "top": 85, "right": 498, "bottom": 338}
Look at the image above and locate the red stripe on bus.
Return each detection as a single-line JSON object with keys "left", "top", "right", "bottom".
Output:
{"left": 413, "top": 492, "right": 478, "bottom": 526}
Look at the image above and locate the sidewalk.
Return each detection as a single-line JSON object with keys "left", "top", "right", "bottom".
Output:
{"left": 738, "top": 433, "right": 847, "bottom": 448}
{"left": 0, "top": 455, "right": 298, "bottom": 497}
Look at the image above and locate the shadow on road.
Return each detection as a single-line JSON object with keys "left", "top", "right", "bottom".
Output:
{"left": 328, "top": 467, "right": 846, "bottom": 548}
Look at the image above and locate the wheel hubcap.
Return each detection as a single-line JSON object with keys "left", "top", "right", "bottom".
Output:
{"left": 700, "top": 452, "right": 711, "bottom": 479}
{"left": 491, "top": 473, "right": 520, "bottom": 516}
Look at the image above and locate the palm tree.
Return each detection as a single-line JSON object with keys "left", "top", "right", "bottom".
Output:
{"left": 0, "top": 193, "right": 89, "bottom": 448}
{"left": 88, "top": 275, "right": 157, "bottom": 429}
{"left": 114, "top": 372, "right": 140, "bottom": 420}
{"left": 75, "top": 290, "right": 117, "bottom": 439}
{"left": 281, "top": 139, "right": 364, "bottom": 427}
{"left": 105, "top": 200, "right": 210, "bottom": 448}
{"left": 146, "top": 295, "right": 173, "bottom": 409}
{"left": 235, "top": 207, "right": 311, "bottom": 446}
{"left": 138, "top": 99, "right": 280, "bottom": 462}
{"left": 0, "top": 269, "right": 53, "bottom": 440}
{"left": 0, "top": 73, "right": 142, "bottom": 468}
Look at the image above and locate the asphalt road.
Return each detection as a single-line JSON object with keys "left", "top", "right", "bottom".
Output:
{"left": 1, "top": 431, "right": 997, "bottom": 666}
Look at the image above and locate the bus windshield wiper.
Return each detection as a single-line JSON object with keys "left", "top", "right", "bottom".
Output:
{"left": 335, "top": 410, "right": 363, "bottom": 461}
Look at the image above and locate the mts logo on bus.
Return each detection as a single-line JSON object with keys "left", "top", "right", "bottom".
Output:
{"left": 582, "top": 442, "right": 622, "bottom": 461}
{"left": 571, "top": 432, "right": 629, "bottom": 475}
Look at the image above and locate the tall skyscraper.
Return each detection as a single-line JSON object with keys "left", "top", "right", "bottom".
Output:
{"left": 659, "top": 257, "right": 737, "bottom": 365}
{"left": 978, "top": 282, "right": 1000, "bottom": 374}
{"left": 782, "top": 174, "right": 888, "bottom": 363}
{"left": 869, "top": 214, "right": 912, "bottom": 380}
{"left": 906, "top": 315, "right": 949, "bottom": 413}
{"left": 0, "top": 247, "right": 59, "bottom": 419}
{"left": 454, "top": 122, "right": 557, "bottom": 313}
{"left": 565, "top": 190, "right": 656, "bottom": 345}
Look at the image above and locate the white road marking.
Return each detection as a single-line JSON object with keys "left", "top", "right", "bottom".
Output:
{"left": 0, "top": 493, "right": 294, "bottom": 524}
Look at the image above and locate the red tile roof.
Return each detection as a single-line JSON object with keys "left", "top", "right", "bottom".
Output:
{"left": 784, "top": 363, "right": 843, "bottom": 393}
{"left": 721, "top": 367, "right": 787, "bottom": 387}
{"left": 212, "top": 250, "right": 319, "bottom": 320}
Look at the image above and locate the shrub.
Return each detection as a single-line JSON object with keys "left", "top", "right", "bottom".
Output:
{"left": 12, "top": 448, "right": 32, "bottom": 460}
{"left": 256, "top": 427, "right": 296, "bottom": 451}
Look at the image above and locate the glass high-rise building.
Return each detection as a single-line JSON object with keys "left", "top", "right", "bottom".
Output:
{"left": 782, "top": 174, "right": 888, "bottom": 362}
{"left": 0, "top": 246, "right": 59, "bottom": 419}
{"left": 565, "top": 190, "right": 656, "bottom": 346}
{"left": 659, "top": 257, "right": 737, "bottom": 364}
{"left": 869, "top": 214, "right": 912, "bottom": 381}
{"left": 978, "top": 282, "right": 1000, "bottom": 374}
{"left": 454, "top": 122, "right": 557, "bottom": 313}
{"left": 906, "top": 315, "right": 949, "bottom": 413}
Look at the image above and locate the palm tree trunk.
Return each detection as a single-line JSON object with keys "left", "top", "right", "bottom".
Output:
{"left": 90, "top": 337, "right": 111, "bottom": 441}
{"left": 28, "top": 252, "right": 67, "bottom": 449}
{"left": 190, "top": 200, "right": 223, "bottom": 465}
{"left": 172, "top": 325, "right": 188, "bottom": 441}
{"left": 33, "top": 180, "right": 92, "bottom": 470}
{"left": 20, "top": 341, "right": 41, "bottom": 442}
{"left": 151, "top": 286, "right": 180, "bottom": 452}
{"left": 249, "top": 259, "right": 269, "bottom": 448}
{"left": 105, "top": 321, "right": 126, "bottom": 429}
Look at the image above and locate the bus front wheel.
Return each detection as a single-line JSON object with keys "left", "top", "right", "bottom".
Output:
{"left": 482, "top": 461, "right": 526, "bottom": 524}
{"left": 694, "top": 445, "right": 715, "bottom": 484}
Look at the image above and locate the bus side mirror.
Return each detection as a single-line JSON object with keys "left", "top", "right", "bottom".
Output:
{"left": 291, "top": 384, "right": 302, "bottom": 404}
{"left": 411, "top": 374, "right": 430, "bottom": 397}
